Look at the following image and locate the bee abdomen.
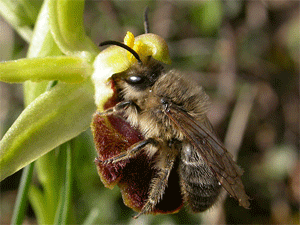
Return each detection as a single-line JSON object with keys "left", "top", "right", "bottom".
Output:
{"left": 180, "top": 145, "right": 222, "bottom": 212}
{"left": 180, "top": 176, "right": 221, "bottom": 212}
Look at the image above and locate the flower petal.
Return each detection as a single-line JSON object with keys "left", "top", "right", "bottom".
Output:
{"left": 92, "top": 46, "right": 130, "bottom": 110}
{"left": 135, "top": 33, "right": 172, "bottom": 65}
{"left": 0, "top": 56, "right": 93, "bottom": 83}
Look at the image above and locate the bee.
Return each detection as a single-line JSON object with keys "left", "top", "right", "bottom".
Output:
{"left": 93, "top": 12, "right": 250, "bottom": 219}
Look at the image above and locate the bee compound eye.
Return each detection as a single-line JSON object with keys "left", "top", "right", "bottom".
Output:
{"left": 126, "top": 75, "right": 144, "bottom": 85}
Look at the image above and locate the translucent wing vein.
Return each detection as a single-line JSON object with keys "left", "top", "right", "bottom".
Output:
{"left": 165, "top": 104, "right": 250, "bottom": 208}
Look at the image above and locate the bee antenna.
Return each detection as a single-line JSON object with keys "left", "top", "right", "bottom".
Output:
{"left": 144, "top": 6, "right": 150, "bottom": 33}
{"left": 99, "top": 41, "right": 143, "bottom": 64}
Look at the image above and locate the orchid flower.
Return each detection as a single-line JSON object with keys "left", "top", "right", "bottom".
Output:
{"left": 0, "top": 0, "right": 170, "bottom": 183}
{"left": 0, "top": 0, "right": 170, "bottom": 223}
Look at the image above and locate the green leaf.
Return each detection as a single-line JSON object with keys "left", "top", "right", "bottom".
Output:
{"left": 0, "top": 80, "right": 96, "bottom": 181}
{"left": 48, "top": 0, "right": 99, "bottom": 58}
{"left": 0, "top": 56, "right": 93, "bottom": 83}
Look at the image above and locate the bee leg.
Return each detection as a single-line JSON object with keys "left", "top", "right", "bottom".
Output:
{"left": 102, "top": 138, "right": 158, "bottom": 164}
{"left": 96, "top": 100, "right": 136, "bottom": 116}
{"left": 133, "top": 150, "right": 178, "bottom": 219}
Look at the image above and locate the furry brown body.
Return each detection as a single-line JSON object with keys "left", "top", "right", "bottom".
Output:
{"left": 98, "top": 57, "right": 250, "bottom": 218}
{"left": 117, "top": 61, "right": 209, "bottom": 143}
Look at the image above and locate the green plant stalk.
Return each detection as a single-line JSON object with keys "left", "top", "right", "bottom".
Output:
{"left": 61, "top": 144, "right": 72, "bottom": 224}
{"left": 10, "top": 163, "right": 34, "bottom": 225}
{"left": 26, "top": 0, "right": 62, "bottom": 59}
{"left": 0, "top": 0, "right": 102, "bottom": 183}
{"left": 54, "top": 143, "right": 72, "bottom": 225}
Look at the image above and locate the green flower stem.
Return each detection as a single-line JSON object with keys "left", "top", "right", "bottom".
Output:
{"left": 0, "top": 80, "right": 96, "bottom": 181}
{"left": 11, "top": 163, "right": 34, "bottom": 225}
{"left": 0, "top": 56, "right": 93, "bottom": 83}
{"left": 48, "top": 0, "right": 99, "bottom": 58}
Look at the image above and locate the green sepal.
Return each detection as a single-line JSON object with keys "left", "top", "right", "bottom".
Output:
{"left": 26, "top": 0, "right": 62, "bottom": 59}
{"left": 0, "top": 80, "right": 96, "bottom": 181}
{"left": 48, "top": 0, "right": 99, "bottom": 59}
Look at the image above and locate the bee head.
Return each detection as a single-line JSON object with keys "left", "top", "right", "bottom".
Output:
{"left": 100, "top": 41, "right": 164, "bottom": 91}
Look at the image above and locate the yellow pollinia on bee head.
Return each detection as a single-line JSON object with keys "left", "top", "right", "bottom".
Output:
{"left": 91, "top": 31, "right": 171, "bottom": 111}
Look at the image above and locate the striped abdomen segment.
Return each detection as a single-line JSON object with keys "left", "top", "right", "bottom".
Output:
{"left": 179, "top": 144, "right": 221, "bottom": 212}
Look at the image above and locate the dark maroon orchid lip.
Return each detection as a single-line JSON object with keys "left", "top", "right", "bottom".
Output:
{"left": 92, "top": 83, "right": 183, "bottom": 214}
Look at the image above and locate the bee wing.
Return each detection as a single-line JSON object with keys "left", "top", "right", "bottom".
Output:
{"left": 165, "top": 104, "right": 250, "bottom": 209}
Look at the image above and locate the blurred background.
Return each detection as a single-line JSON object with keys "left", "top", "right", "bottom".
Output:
{"left": 0, "top": 0, "right": 299, "bottom": 224}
